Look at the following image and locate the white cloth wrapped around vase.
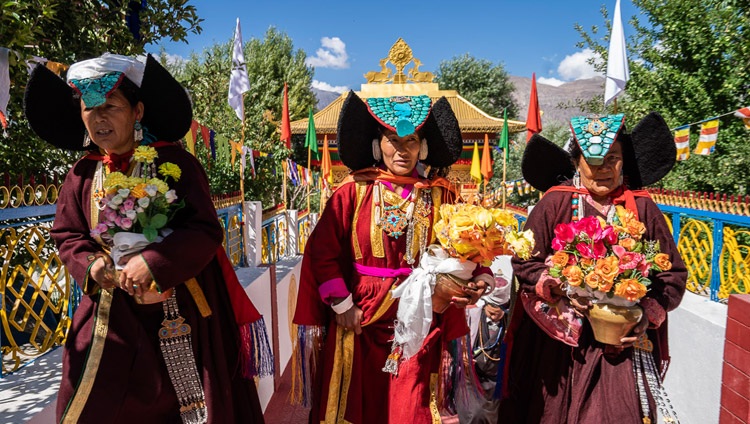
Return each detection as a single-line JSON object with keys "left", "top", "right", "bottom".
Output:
{"left": 110, "top": 229, "right": 171, "bottom": 269}
{"left": 391, "top": 245, "right": 477, "bottom": 359}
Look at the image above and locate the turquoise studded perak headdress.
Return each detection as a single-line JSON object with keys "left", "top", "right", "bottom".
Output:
{"left": 570, "top": 114, "right": 625, "bottom": 165}
{"left": 67, "top": 53, "right": 145, "bottom": 109}
{"left": 365, "top": 95, "right": 431, "bottom": 137}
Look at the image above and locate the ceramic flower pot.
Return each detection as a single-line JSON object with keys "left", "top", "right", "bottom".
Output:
{"left": 432, "top": 273, "right": 471, "bottom": 314}
{"left": 586, "top": 303, "right": 643, "bottom": 345}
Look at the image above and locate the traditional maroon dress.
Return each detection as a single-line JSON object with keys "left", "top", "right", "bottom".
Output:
{"left": 51, "top": 144, "right": 264, "bottom": 423}
{"left": 294, "top": 177, "right": 483, "bottom": 424}
{"left": 499, "top": 186, "right": 687, "bottom": 423}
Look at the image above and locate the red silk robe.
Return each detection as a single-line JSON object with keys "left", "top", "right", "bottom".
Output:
{"left": 295, "top": 179, "right": 471, "bottom": 424}
{"left": 51, "top": 144, "right": 264, "bottom": 423}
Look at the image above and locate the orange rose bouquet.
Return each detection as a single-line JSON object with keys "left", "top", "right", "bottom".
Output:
{"left": 548, "top": 205, "right": 672, "bottom": 306}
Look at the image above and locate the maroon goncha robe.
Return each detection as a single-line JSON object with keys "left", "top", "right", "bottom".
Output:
{"left": 51, "top": 144, "right": 264, "bottom": 423}
{"left": 500, "top": 187, "right": 687, "bottom": 424}
{"left": 294, "top": 177, "right": 483, "bottom": 424}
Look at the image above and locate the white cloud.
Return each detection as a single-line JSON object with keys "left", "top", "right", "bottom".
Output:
{"left": 305, "top": 37, "right": 349, "bottom": 69}
{"left": 537, "top": 77, "right": 566, "bottom": 87}
{"left": 311, "top": 80, "right": 349, "bottom": 93}
{"left": 557, "top": 49, "right": 602, "bottom": 80}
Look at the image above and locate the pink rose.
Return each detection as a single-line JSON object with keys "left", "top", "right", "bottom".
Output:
{"left": 637, "top": 260, "right": 651, "bottom": 277}
{"left": 551, "top": 238, "right": 568, "bottom": 250}
{"left": 90, "top": 222, "right": 109, "bottom": 237}
{"left": 121, "top": 218, "right": 133, "bottom": 230}
{"left": 554, "top": 222, "right": 576, "bottom": 243}
{"left": 103, "top": 208, "right": 117, "bottom": 222}
{"left": 574, "top": 216, "right": 601, "bottom": 238}
{"left": 612, "top": 245, "right": 644, "bottom": 270}
{"left": 600, "top": 226, "right": 618, "bottom": 245}
{"left": 577, "top": 241, "right": 607, "bottom": 259}
{"left": 122, "top": 198, "right": 135, "bottom": 210}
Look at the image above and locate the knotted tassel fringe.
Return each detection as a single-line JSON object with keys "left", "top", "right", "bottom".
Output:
{"left": 239, "top": 317, "right": 274, "bottom": 379}
{"left": 633, "top": 335, "right": 680, "bottom": 424}
{"left": 290, "top": 325, "right": 324, "bottom": 407}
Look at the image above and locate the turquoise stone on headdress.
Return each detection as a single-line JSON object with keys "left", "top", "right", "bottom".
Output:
{"left": 570, "top": 114, "right": 625, "bottom": 165}
{"left": 366, "top": 95, "right": 432, "bottom": 137}
{"left": 69, "top": 72, "right": 125, "bottom": 108}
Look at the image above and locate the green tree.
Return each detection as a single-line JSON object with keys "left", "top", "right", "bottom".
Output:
{"left": 576, "top": 0, "right": 750, "bottom": 195}
{"left": 176, "top": 27, "right": 316, "bottom": 208}
{"left": 0, "top": 0, "right": 202, "bottom": 183}
{"left": 435, "top": 53, "right": 519, "bottom": 119}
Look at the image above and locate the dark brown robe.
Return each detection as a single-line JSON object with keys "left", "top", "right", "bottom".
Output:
{"left": 51, "top": 144, "right": 264, "bottom": 423}
{"left": 500, "top": 187, "right": 687, "bottom": 424}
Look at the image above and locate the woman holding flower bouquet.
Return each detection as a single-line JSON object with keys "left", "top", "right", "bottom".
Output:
{"left": 293, "top": 91, "right": 496, "bottom": 423}
{"left": 499, "top": 113, "right": 687, "bottom": 423}
{"left": 24, "top": 54, "right": 265, "bottom": 423}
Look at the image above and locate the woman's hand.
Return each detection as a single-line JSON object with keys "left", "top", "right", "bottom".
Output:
{"left": 569, "top": 295, "right": 592, "bottom": 316}
{"left": 333, "top": 303, "right": 363, "bottom": 334}
{"left": 89, "top": 256, "right": 117, "bottom": 289}
{"left": 118, "top": 254, "right": 153, "bottom": 298}
{"left": 619, "top": 311, "right": 650, "bottom": 347}
{"left": 452, "top": 278, "right": 490, "bottom": 309}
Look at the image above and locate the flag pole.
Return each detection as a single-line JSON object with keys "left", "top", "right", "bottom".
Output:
{"left": 239, "top": 93, "right": 246, "bottom": 204}
{"left": 306, "top": 143, "right": 311, "bottom": 213}
{"left": 502, "top": 145, "right": 507, "bottom": 209}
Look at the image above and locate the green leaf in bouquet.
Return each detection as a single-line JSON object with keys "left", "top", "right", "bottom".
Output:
{"left": 137, "top": 212, "right": 149, "bottom": 227}
{"left": 144, "top": 227, "right": 158, "bottom": 242}
{"left": 151, "top": 214, "right": 168, "bottom": 229}
{"left": 549, "top": 268, "right": 562, "bottom": 278}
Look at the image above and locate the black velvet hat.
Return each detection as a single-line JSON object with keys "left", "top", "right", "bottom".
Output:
{"left": 336, "top": 91, "right": 463, "bottom": 171}
{"left": 522, "top": 112, "right": 675, "bottom": 191}
{"left": 24, "top": 54, "right": 192, "bottom": 150}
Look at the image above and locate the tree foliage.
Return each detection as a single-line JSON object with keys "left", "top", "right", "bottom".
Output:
{"left": 0, "top": 0, "right": 202, "bottom": 182}
{"left": 435, "top": 53, "right": 519, "bottom": 119}
{"left": 175, "top": 27, "right": 316, "bottom": 207}
{"left": 576, "top": 0, "right": 750, "bottom": 195}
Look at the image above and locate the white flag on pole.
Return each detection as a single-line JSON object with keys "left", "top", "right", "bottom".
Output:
{"left": 228, "top": 18, "right": 251, "bottom": 121}
{"left": 604, "top": 0, "right": 629, "bottom": 106}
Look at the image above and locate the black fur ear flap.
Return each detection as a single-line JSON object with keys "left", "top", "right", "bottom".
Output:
{"left": 626, "top": 112, "right": 675, "bottom": 188}
{"left": 522, "top": 134, "right": 575, "bottom": 192}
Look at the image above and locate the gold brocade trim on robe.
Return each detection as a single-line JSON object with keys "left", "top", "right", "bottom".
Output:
{"left": 323, "top": 286, "right": 397, "bottom": 424}
{"left": 61, "top": 288, "right": 114, "bottom": 423}
{"left": 352, "top": 182, "right": 368, "bottom": 261}
{"left": 429, "top": 372, "right": 441, "bottom": 424}
{"left": 430, "top": 187, "right": 443, "bottom": 244}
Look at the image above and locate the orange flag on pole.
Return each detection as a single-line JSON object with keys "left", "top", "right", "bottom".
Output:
{"left": 526, "top": 72, "right": 542, "bottom": 142}
{"left": 481, "top": 133, "right": 493, "bottom": 183}
{"left": 280, "top": 82, "right": 292, "bottom": 149}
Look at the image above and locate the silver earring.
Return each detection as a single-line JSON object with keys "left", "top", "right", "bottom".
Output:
{"left": 372, "top": 138, "right": 382, "bottom": 161}
{"left": 134, "top": 120, "right": 143, "bottom": 143}
{"left": 83, "top": 131, "right": 91, "bottom": 147}
{"left": 419, "top": 138, "right": 428, "bottom": 160}
{"left": 573, "top": 171, "right": 581, "bottom": 188}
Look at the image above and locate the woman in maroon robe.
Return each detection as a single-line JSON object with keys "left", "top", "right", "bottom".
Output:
{"left": 293, "top": 91, "right": 493, "bottom": 423}
{"left": 24, "top": 54, "right": 265, "bottom": 423}
{"left": 499, "top": 113, "right": 687, "bottom": 423}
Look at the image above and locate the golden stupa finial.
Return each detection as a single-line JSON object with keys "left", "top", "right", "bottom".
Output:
{"left": 363, "top": 38, "right": 435, "bottom": 84}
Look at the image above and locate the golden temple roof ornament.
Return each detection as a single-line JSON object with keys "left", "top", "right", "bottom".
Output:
{"left": 363, "top": 38, "right": 435, "bottom": 84}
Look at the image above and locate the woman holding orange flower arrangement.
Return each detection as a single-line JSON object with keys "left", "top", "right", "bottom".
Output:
{"left": 293, "top": 91, "right": 496, "bottom": 423}
{"left": 24, "top": 54, "right": 265, "bottom": 423}
{"left": 499, "top": 113, "right": 686, "bottom": 423}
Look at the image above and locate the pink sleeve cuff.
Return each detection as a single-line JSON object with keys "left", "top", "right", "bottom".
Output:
{"left": 535, "top": 271, "right": 562, "bottom": 303}
{"left": 318, "top": 278, "right": 350, "bottom": 305}
{"left": 640, "top": 297, "right": 666, "bottom": 328}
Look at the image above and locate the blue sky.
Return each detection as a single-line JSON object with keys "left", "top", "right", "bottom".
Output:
{"left": 154, "top": 0, "right": 640, "bottom": 92}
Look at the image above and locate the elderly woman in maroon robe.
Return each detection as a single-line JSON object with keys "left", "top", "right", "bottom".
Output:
{"left": 293, "top": 91, "right": 494, "bottom": 423}
{"left": 499, "top": 113, "right": 687, "bottom": 423}
{"left": 24, "top": 53, "right": 266, "bottom": 423}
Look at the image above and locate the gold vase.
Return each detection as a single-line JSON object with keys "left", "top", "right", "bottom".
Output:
{"left": 586, "top": 303, "right": 643, "bottom": 345}
{"left": 432, "top": 273, "right": 471, "bottom": 314}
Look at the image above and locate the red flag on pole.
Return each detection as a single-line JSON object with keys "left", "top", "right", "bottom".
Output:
{"left": 280, "top": 82, "right": 292, "bottom": 149}
{"left": 481, "top": 133, "right": 493, "bottom": 183}
{"left": 526, "top": 72, "right": 542, "bottom": 142}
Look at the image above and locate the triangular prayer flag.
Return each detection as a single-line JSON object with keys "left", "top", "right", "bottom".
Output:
{"left": 604, "top": 0, "right": 630, "bottom": 106}
{"left": 281, "top": 82, "right": 292, "bottom": 149}
{"left": 470, "top": 142, "right": 481, "bottom": 184}
{"left": 481, "top": 133, "right": 493, "bottom": 183}
{"left": 200, "top": 124, "right": 211, "bottom": 150}
{"left": 321, "top": 134, "right": 333, "bottom": 188}
{"left": 304, "top": 108, "right": 318, "bottom": 159}
{"left": 526, "top": 73, "right": 542, "bottom": 141}
{"left": 190, "top": 120, "right": 199, "bottom": 147}
{"left": 674, "top": 126, "right": 690, "bottom": 161}
{"left": 184, "top": 129, "right": 196, "bottom": 155}
{"left": 228, "top": 18, "right": 251, "bottom": 121}
{"left": 230, "top": 140, "right": 242, "bottom": 169}
{"left": 734, "top": 107, "right": 750, "bottom": 129}
{"left": 694, "top": 119, "right": 719, "bottom": 155}
{"left": 499, "top": 108, "right": 510, "bottom": 164}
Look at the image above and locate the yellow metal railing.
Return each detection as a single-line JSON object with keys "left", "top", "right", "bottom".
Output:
{"left": 719, "top": 226, "right": 750, "bottom": 299}
{"left": 0, "top": 183, "right": 61, "bottom": 209}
